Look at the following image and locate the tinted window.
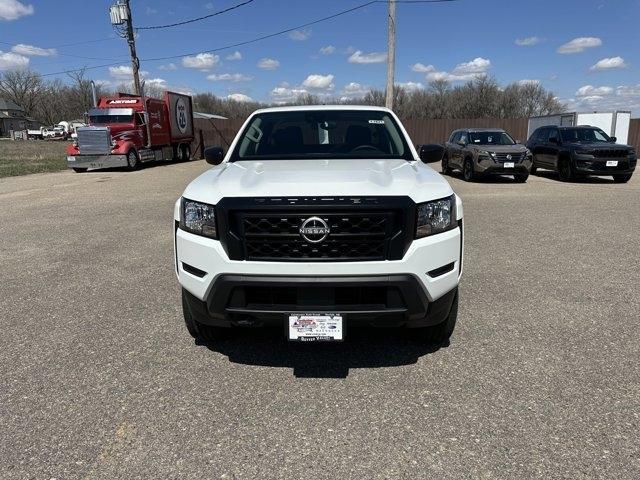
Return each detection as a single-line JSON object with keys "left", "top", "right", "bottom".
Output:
{"left": 90, "top": 115, "right": 133, "bottom": 124}
{"left": 560, "top": 128, "right": 611, "bottom": 143}
{"left": 469, "top": 131, "right": 515, "bottom": 145}
{"left": 231, "top": 110, "right": 411, "bottom": 161}
{"left": 450, "top": 131, "right": 461, "bottom": 143}
{"left": 459, "top": 131, "right": 469, "bottom": 144}
{"left": 547, "top": 128, "right": 559, "bottom": 142}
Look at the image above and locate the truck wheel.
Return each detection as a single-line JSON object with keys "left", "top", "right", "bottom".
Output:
{"left": 126, "top": 149, "right": 140, "bottom": 170}
{"left": 558, "top": 158, "right": 574, "bottom": 182}
{"left": 180, "top": 144, "right": 191, "bottom": 162}
{"left": 613, "top": 173, "right": 632, "bottom": 183}
{"left": 441, "top": 154, "right": 452, "bottom": 175}
{"left": 420, "top": 289, "right": 458, "bottom": 346}
{"left": 463, "top": 158, "right": 475, "bottom": 182}
{"left": 514, "top": 173, "right": 528, "bottom": 183}
{"left": 181, "top": 289, "right": 230, "bottom": 343}
{"left": 72, "top": 168, "right": 87, "bottom": 173}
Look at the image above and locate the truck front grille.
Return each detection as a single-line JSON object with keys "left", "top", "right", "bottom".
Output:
{"left": 494, "top": 152, "right": 526, "bottom": 162}
{"left": 592, "top": 149, "right": 628, "bottom": 158}
{"left": 77, "top": 127, "right": 111, "bottom": 155}
{"left": 240, "top": 212, "right": 392, "bottom": 261}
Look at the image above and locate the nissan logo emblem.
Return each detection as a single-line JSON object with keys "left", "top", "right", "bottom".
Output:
{"left": 506, "top": 154, "right": 512, "bottom": 160}
{"left": 299, "top": 217, "right": 330, "bottom": 243}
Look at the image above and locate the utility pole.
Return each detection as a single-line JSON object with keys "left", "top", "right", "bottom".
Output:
{"left": 110, "top": 0, "right": 141, "bottom": 95}
{"left": 385, "top": 0, "right": 397, "bottom": 110}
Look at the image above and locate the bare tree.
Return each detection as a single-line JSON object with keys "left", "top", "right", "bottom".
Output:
{"left": 0, "top": 68, "right": 45, "bottom": 116}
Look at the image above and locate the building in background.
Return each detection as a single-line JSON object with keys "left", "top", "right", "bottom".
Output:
{"left": 0, "top": 98, "right": 41, "bottom": 137}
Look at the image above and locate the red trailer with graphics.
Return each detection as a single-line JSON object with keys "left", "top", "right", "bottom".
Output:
{"left": 66, "top": 91, "right": 194, "bottom": 172}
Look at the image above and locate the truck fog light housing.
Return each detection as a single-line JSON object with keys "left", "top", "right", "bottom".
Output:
{"left": 180, "top": 198, "right": 217, "bottom": 239}
{"left": 416, "top": 195, "right": 456, "bottom": 238}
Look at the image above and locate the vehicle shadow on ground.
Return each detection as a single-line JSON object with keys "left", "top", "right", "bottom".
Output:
{"left": 444, "top": 170, "right": 522, "bottom": 184}
{"left": 200, "top": 328, "right": 444, "bottom": 378}
{"left": 532, "top": 170, "right": 617, "bottom": 184}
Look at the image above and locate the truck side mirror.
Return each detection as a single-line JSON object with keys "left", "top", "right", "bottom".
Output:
{"left": 419, "top": 144, "right": 445, "bottom": 163}
{"left": 457, "top": 140, "right": 466, "bottom": 147}
{"left": 610, "top": 136, "right": 617, "bottom": 143}
{"left": 204, "top": 146, "right": 224, "bottom": 165}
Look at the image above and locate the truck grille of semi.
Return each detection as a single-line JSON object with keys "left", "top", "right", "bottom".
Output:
{"left": 238, "top": 212, "right": 394, "bottom": 261}
{"left": 77, "top": 128, "right": 111, "bottom": 155}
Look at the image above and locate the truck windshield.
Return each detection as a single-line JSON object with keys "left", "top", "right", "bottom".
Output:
{"left": 230, "top": 110, "right": 412, "bottom": 161}
{"left": 560, "top": 128, "right": 611, "bottom": 143}
{"left": 468, "top": 131, "right": 515, "bottom": 145}
{"left": 90, "top": 115, "right": 134, "bottom": 124}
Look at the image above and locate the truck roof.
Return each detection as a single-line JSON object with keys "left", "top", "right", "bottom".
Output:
{"left": 252, "top": 104, "right": 394, "bottom": 114}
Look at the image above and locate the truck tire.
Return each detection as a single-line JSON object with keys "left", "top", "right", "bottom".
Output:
{"left": 441, "top": 154, "right": 452, "bottom": 175}
{"left": 180, "top": 143, "right": 191, "bottom": 162}
{"left": 419, "top": 289, "right": 458, "bottom": 346}
{"left": 613, "top": 173, "right": 632, "bottom": 183}
{"left": 126, "top": 149, "right": 140, "bottom": 171}
{"left": 557, "top": 157, "right": 574, "bottom": 182}
{"left": 182, "top": 289, "right": 230, "bottom": 343}
{"left": 463, "top": 157, "right": 475, "bottom": 182}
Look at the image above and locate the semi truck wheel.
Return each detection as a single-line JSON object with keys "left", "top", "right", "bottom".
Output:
{"left": 126, "top": 149, "right": 140, "bottom": 170}
{"left": 180, "top": 144, "right": 191, "bottom": 162}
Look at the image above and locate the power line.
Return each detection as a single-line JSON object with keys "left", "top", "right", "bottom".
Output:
{"left": 39, "top": 0, "right": 460, "bottom": 77}
{"left": 136, "top": 0, "right": 256, "bottom": 30}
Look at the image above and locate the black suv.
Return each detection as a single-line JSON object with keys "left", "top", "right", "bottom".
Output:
{"left": 527, "top": 125, "right": 636, "bottom": 183}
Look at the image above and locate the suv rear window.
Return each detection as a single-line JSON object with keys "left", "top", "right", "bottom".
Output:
{"left": 230, "top": 110, "right": 412, "bottom": 161}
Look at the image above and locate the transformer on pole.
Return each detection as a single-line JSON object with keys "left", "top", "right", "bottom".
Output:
{"left": 109, "top": 0, "right": 141, "bottom": 95}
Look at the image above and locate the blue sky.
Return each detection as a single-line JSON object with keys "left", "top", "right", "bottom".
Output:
{"left": 1, "top": 0, "right": 640, "bottom": 114}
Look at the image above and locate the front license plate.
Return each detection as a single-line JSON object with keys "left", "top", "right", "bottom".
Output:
{"left": 89, "top": 162, "right": 105, "bottom": 169}
{"left": 606, "top": 160, "right": 618, "bottom": 167}
{"left": 288, "top": 313, "right": 343, "bottom": 341}
{"left": 504, "top": 162, "right": 515, "bottom": 168}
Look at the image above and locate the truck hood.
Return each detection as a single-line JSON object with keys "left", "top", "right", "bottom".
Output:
{"left": 565, "top": 142, "right": 632, "bottom": 151}
{"left": 183, "top": 159, "right": 454, "bottom": 204}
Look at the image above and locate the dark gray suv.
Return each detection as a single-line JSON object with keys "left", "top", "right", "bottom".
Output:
{"left": 443, "top": 128, "right": 533, "bottom": 182}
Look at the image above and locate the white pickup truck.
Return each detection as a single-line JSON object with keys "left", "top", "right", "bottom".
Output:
{"left": 174, "top": 106, "right": 464, "bottom": 345}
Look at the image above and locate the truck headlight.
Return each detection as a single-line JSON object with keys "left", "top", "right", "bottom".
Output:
{"left": 416, "top": 195, "right": 457, "bottom": 238}
{"left": 180, "top": 198, "right": 217, "bottom": 239}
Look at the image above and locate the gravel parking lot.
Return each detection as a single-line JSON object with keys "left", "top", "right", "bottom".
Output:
{"left": 1, "top": 161, "right": 638, "bottom": 479}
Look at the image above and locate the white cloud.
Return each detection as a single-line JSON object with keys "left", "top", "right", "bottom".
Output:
{"left": 145, "top": 6, "right": 157, "bottom": 14}
{"left": 0, "top": 0, "right": 34, "bottom": 20}
{"left": 301, "top": 74, "right": 334, "bottom": 90}
{"left": 518, "top": 79, "right": 540, "bottom": 86}
{"left": 226, "top": 51, "right": 242, "bottom": 60}
{"left": 411, "top": 63, "right": 435, "bottom": 73}
{"left": 158, "top": 63, "right": 177, "bottom": 71}
{"left": 109, "top": 65, "right": 149, "bottom": 80}
{"left": 557, "top": 37, "right": 602, "bottom": 54}
{"left": 425, "top": 57, "right": 491, "bottom": 82}
{"left": 207, "top": 73, "right": 252, "bottom": 82}
{"left": 257, "top": 58, "right": 279, "bottom": 70}
{"left": 575, "top": 85, "right": 614, "bottom": 99}
{"left": 181, "top": 53, "right": 219, "bottom": 70}
{"left": 227, "top": 93, "right": 253, "bottom": 102}
{"left": 145, "top": 77, "right": 167, "bottom": 86}
{"left": 340, "top": 82, "right": 370, "bottom": 98}
{"left": 515, "top": 36, "right": 542, "bottom": 46}
{"left": 348, "top": 50, "right": 387, "bottom": 64}
{"left": 11, "top": 43, "right": 56, "bottom": 57}
{"left": 289, "top": 29, "right": 311, "bottom": 41}
{"left": 270, "top": 84, "right": 309, "bottom": 103}
{"left": 0, "top": 50, "right": 29, "bottom": 69}
{"left": 590, "top": 56, "right": 628, "bottom": 71}
{"left": 204, "top": 2, "right": 214, "bottom": 9}
{"left": 319, "top": 45, "right": 335, "bottom": 55}
{"left": 396, "top": 81, "right": 425, "bottom": 91}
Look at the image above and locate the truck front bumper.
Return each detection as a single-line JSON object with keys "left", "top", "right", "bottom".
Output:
{"left": 67, "top": 155, "right": 128, "bottom": 170}
{"left": 574, "top": 157, "right": 636, "bottom": 176}
{"left": 175, "top": 221, "right": 463, "bottom": 328}
{"left": 476, "top": 158, "right": 532, "bottom": 176}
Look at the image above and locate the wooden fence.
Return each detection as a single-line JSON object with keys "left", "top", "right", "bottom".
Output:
{"left": 191, "top": 117, "right": 640, "bottom": 157}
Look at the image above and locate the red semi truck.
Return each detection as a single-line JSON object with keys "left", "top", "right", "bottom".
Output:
{"left": 66, "top": 91, "right": 194, "bottom": 172}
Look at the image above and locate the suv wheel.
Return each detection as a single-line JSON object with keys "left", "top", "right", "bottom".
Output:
{"left": 557, "top": 158, "right": 574, "bottom": 182}
{"left": 441, "top": 155, "right": 452, "bottom": 175}
{"left": 72, "top": 168, "right": 87, "bottom": 173}
{"left": 419, "top": 289, "right": 459, "bottom": 345}
{"left": 613, "top": 173, "right": 632, "bottom": 183}
{"left": 126, "top": 149, "right": 140, "bottom": 171}
{"left": 463, "top": 157, "right": 475, "bottom": 182}
{"left": 182, "top": 289, "right": 230, "bottom": 343}
{"left": 530, "top": 161, "right": 537, "bottom": 175}
{"left": 514, "top": 173, "right": 529, "bottom": 183}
